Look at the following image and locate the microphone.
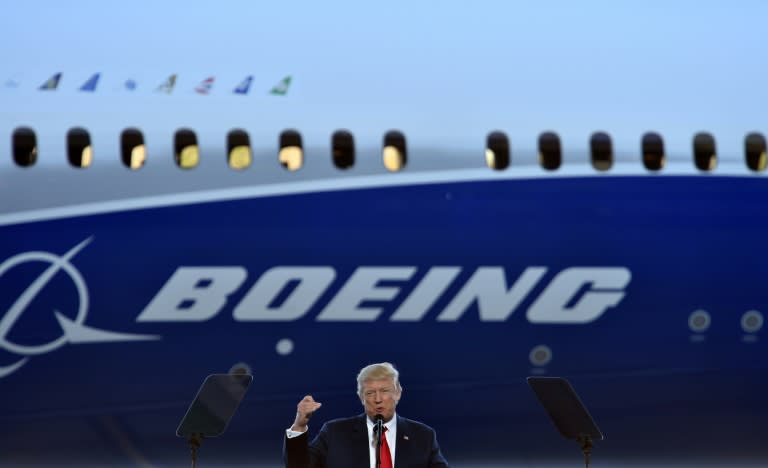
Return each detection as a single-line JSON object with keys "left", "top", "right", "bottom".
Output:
{"left": 374, "top": 414, "right": 384, "bottom": 468}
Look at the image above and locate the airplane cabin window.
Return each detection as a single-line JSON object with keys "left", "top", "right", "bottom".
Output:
{"left": 590, "top": 132, "right": 613, "bottom": 171}
{"left": 174, "top": 129, "right": 199, "bottom": 169}
{"left": 641, "top": 132, "right": 665, "bottom": 171}
{"left": 67, "top": 127, "right": 93, "bottom": 168}
{"left": 383, "top": 130, "right": 407, "bottom": 172}
{"left": 693, "top": 132, "right": 717, "bottom": 171}
{"left": 744, "top": 132, "right": 767, "bottom": 172}
{"left": 227, "top": 129, "right": 252, "bottom": 170}
{"left": 121, "top": 128, "right": 146, "bottom": 170}
{"left": 12, "top": 127, "right": 37, "bottom": 167}
{"left": 332, "top": 130, "right": 355, "bottom": 169}
{"left": 485, "top": 131, "right": 510, "bottom": 170}
{"left": 538, "top": 132, "right": 562, "bottom": 170}
{"left": 279, "top": 129, "right": 303, "bottom": 171}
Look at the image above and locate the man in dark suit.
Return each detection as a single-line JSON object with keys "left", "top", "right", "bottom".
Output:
{"left": 283, "top": 362, "right": 449, "bottom": 468}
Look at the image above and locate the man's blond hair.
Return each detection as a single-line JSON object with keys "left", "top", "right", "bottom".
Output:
{"left": 356, "top": 362, "right": 402, "bottom": 398}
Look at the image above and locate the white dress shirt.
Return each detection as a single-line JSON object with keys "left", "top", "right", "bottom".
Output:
{"left": 367, "top": 413, "right": 397, "bottom": 468}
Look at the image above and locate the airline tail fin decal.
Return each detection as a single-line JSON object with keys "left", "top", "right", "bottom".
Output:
{"left": 39, "top": 73, "right": 62, "bottom": 90}
{"left": 269, "top": 75, "right": 292, "bottom": 95}
{"left": 79, "top": 73, "right": 100, "bottom": 92}
{"left": 155, "top": 74, "right": 177, "bottom": 94}
{"left": 195, "top": 76, "right": 215, "bottom": 95}
{"left": 234, "top": 75, "right": 253, "bottom": 94}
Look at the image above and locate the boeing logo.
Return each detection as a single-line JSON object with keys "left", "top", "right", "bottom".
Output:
{"left": 0, "top": 239, "right": 632, "bottom": 379}
{"left": 0, "top": 238, "right": 159, "bottom": 379}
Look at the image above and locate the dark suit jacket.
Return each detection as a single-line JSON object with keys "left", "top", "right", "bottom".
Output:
{"left": 284, "top": 414, "right": 449, "bottom": 468}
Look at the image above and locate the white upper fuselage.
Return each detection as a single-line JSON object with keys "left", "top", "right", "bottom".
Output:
{"left": 2, "top": 1, "right": 766, "bottom": 225}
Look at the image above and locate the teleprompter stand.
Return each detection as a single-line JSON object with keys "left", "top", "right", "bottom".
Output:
{"left": 177, "top": 374, "right": 253, "bottom": 468}
{"left": 527, "top": 377, "right": 603, "bottom": 468}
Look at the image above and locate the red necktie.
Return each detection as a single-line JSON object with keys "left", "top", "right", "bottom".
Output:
{"left": 379, "top": 426, "right": 393, "bottom": 468}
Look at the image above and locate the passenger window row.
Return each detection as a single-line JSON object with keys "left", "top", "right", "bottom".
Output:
{"left": 9, "top": 127, "right": 768, "bottom": 173}
{"left": 10, "top": 128, "right": 407, "bottom": 173}
{"left": 487, "top": 131, "right": 767, "bottom": 172}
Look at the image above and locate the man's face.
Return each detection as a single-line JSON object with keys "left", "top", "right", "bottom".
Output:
{"left": 360, "top": 377, "right": 401, "bottom": 422}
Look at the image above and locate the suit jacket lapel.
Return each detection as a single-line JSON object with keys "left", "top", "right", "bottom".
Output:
{"left": 352, "top": 414, "right": 371, "bottom": 466}
{"left": 394, "top": 415, "right": 409, "bottom": 467}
